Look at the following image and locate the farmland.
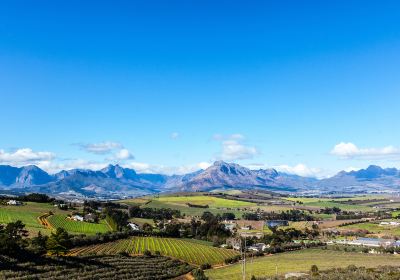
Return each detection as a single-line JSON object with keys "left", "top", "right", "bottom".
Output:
{"left": 68, "top": 236, "right": 239, "bottom": 266}
{"left": 284, "top": 197, "right": 376, "bottom": 212}
{"left": 340, "top": 220, "right": 400, "bottom": 237}
{"left": 47, "top": 214, "right": 112, "bottom": 235}
{"left": 155, "top": 195, "right": 256, "bottom": 208}
{"left": 0, "top": 254, "right": 192, "bottom": 280}
{"left": 0, "top": 202, "right": 68, "bottom": 235}
{"left": 143, "top": 199, "right": 246, "bottom": 218}
{"left": 205, "top": 248, "right": 400, "bottom": 280}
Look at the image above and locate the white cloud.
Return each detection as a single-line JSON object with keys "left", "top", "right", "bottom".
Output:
{"left": 170, "top": 132, "right": 179, "bottom": 140}
{"left": 331, "top": 142, "right": 400, "bottom": 160}
{"left": 274, "top": 163, "right": 323, "bottom": 178}
{"left": 215, "top": 134, "right": 259, "bottom": 161}
{"left": 77, "top": 141, "right": 123, "bottom": 154}
{"left": 125, "top": 161, "right": 210, "bottom": 175}
{"left": 38, "top": 159, "right": 109, "bottom": 174}
{"left": 113, "top": 149, "right": 134, "bottom": 160}
{"left": 0, "top": 148, "right": 55, "bottom": 166}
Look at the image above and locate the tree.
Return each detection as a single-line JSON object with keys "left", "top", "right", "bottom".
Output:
{"left": 0, "top": 220, "right": 28, "bottom": 255}
{"left": 311, "top": 264, "right": 319, "bottom": 275}
{"left": 46, "top": 228, "right": 70, "bottom": 256}
{"left": 221, "top": 213, "right": 235, "bottom": 220}
{"left": 30, "top": 231, "right": 48, "bottom": 254}
{"left": 142, "top": 223, "right": 153, "bottom": 232}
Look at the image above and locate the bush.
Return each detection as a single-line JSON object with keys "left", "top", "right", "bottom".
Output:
{"left": 200, "top": 263, "right": 211, "bottom": 270}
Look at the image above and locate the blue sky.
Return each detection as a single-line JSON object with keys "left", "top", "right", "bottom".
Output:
{"left": 1, "top": 1, "right": 400, "bottom": 177}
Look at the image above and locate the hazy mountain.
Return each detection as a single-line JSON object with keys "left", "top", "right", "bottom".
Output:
{"left": 1, "top": 162, "right": 400, "bottom": 197}
{"left": 317, "top": 165, "right": 400, "bottom": 193}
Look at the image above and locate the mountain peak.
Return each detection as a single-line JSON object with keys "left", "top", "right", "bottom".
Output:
{"left": 101, "top": 164, "right": 137, "bottom": 179}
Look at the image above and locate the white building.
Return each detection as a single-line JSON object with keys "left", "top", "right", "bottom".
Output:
{"left": 72, "top": 215, "right": 84, "bottom": 222}
{"left": 128, "top": 223, "right": 140, "bottom": 231}
{"left": 248, "top": 243, "right": 269, "bottom": 252}
{"left": 7, "top": 200, "right": 21, "bottom": 206}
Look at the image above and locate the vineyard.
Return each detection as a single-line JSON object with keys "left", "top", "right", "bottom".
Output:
{"left": 68, "top": 236, "right": 239, "bottom": 266}
{"left": 47, "top": 214, "right": 112, "bottom": 235}
{"left": 0, "top": 254, "right": 192, "bottom": 280}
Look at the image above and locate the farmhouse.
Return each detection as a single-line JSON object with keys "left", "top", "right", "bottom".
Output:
{"left": 226, "top": 237, "right": 241, "bottom": 250}
{"left": 7, "top": 200, "right": 22, "bottom": 206}
{"left": 223, "top": 222, "right": 236, "bottom": 232}
{"left": 72, "top": 215, "right": 84, "bottom": 222}
{"left": 247, "top": 242, "right": 269, "bottom": 252}
{"left": 84, "top": 213, "right": 97, "bottom": 223}
{"left": 128, "top": 223, "right": 140, "bottom": 231}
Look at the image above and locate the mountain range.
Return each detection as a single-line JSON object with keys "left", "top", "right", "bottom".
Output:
{"left": 0, "top": 162, "right": 399, "bottom": 198}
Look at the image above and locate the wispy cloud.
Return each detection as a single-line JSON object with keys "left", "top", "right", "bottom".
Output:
{"left": 170, "top": 132, "right": 180, "bottom": 140}
{"left": 331, "top": 142, "right": 400, "bottom": 160}
{"left": 76, "top": 141, "right": 123, "bottom": 154}
{"left": 214, "top": 134, "right": 259, "bottom": 161}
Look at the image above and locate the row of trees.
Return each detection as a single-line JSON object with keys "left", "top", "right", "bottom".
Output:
{"left": 128, "top": 205, "right": 181, "bottom": 220}
{"left": 243, "top": 210, "right": 314, "bottom": 221}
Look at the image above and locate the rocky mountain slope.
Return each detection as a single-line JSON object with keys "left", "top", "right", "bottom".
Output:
{"left": 0, "top": 162, "right": 399, "bottom": 197}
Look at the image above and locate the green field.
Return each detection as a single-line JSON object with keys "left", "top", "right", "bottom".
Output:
{"left": 205, "top": 248, "right": 400, "bottom": 280}
{"left": 129, "top": 217, "right": 155, "bottom": 227}
{"left": 156, "top": 195, "right": 256, "bottom": 208}
{"left": 0, "top": 202, "right": 68, "bottom": 235}
{"left": 68, "top": 236, "right": 239, "bottom": 266}
{"left": 284, "top": 197, "right": 375, "bottom": 212}
{"left": 47, "top": 214, "right": 112, "bottom": 235}
{"left": 341, "top": 221, "right": 400, "bottom": 237}
{"left": 145, "top": 200, "right": 245, "bottom": 217}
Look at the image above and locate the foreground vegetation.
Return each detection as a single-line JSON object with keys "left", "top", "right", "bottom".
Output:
{"left": 256, "top": 266, "right": 400, "bottom": 280}
{"left": 69, "top": 236, "right": 239, "bottom": 266}
{"left": 205, "top": 248, "right": 400, "bottom": 280}
{"left": 0, "top": 254, "right": 192, "bottom": 280}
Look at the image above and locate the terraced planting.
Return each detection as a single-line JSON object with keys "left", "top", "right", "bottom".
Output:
{"left": 47, "top": 214, "right": 112, "bottom": 235}
{"left": 205, "top": 248, "right": 400, "bottom": 280}
{"left": 68, "top": 236, "right": 239, "bottom": 266}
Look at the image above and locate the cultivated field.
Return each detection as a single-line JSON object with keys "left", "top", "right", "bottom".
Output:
{"left": 0, "top": 254, "right": 192, "bottom": 280}
{"left": 341, "top": 220, "right": 400, "bottom": 237}
{"left": 155, "top": 195, "right": 256, "bottom": 208}
{"left": 144, "top": 200, "right": 245, "bottom": 217}
{"left": 205, "top": 248, "right": 400, "bottom": 280}
{"left": 0, "top": 202, "right": 68, "bottom": 235}
{"left": 68, "top": 236, "right": 239, "bottom": 266}
{"left": 47, "top": 214, "right": 112, "bottom": 235}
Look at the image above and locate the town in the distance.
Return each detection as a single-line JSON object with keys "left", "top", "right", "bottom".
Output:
{"left": 1, "top": 161, "right": 400, "bottom": 279}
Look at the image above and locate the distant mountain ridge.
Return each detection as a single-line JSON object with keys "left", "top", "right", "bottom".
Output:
{"left": 0, "top": 162, "right": 400, "bottom": 197}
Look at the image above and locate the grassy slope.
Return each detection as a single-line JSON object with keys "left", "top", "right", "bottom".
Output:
{"left": 0, "top": 202, "right": 68, "bottom": 236}
{"left": 205, "top": 248, "right": 400, "bottom": 280}
{"left": 47, "top": 214, "right": 111, "bottom": 235}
